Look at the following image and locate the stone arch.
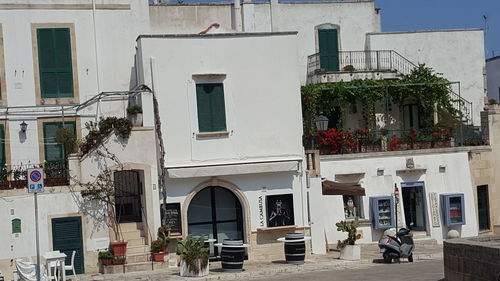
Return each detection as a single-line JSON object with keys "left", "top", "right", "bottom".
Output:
{"left": 181, "top": 177, "right": 251, "bottom": 244}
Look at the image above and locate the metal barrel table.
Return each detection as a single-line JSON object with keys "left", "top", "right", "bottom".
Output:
{"left": 215, "top": 240, "right": 249, "bottom": 272}
{"left": 277, "top": 233, "right": 311, "bottom": 264}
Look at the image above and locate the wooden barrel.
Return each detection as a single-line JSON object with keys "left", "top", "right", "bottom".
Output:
{"left": 284, "top": 233, "right": 305, "bottom": 264}
{"left": 221, "top": 240, "right": 245, "bottom": 271}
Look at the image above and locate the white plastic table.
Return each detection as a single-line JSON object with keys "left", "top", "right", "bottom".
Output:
{"left": 43, "top": 251, "right": 67, "bottom": 281}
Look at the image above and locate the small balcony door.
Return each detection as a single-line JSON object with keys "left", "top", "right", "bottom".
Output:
{"left": 318, "top": 29, "right": 339, "bottom": 72}
{"left": 477, "top": 185, "right": 490, "bottom": 231}
{"left": 114, "top": 170, "right": 143, "bottom": 223}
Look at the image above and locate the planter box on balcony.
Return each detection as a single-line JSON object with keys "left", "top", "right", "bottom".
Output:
{"left": 432, "top": 140, "right": 451, "bottom": 148}
{"left": 416, "top": 141, "right": 432, "bottom": 149}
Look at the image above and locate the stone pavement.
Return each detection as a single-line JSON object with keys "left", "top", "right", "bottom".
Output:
{"left": 80, "top": 244, "right": 443, "bottom": 281}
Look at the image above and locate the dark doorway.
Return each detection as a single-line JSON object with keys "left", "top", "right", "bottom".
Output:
{"left": 477, "top": 185, "right": 490, "bottom": 231}
{"left": 187, "top": 186, "right": 244, "bottom": 256}
{"left": 51, "top": 217, "right": 84, "bottom": 274}
{"left": 114, "top": 170, "right": 142, "bottom": 223}
{"left": 401, "top": 182, "right": 427, "bottom": 231}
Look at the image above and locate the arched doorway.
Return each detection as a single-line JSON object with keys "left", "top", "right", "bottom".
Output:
{"left": 187, "top": 186, "right": 244, "bottom": 247}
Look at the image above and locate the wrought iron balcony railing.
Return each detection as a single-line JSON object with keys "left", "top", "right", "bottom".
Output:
{"left": 307, "top": 50, "right": 417, "bottom": 76}
{"left": 0, "top": 161, "right": 69, "bottom": 190}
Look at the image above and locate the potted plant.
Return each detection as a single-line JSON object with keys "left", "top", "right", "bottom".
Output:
{"left": 98, "top": 251, "right": 114, "bottom": 266}
{"left": 336, "top": 217, "right": 361, "bottom": 261}
{"left": 176, "top": 236, "right": 209, "bottom": 277}
{"left": 157, "top": 226, "right": 171, "bottom": 252}
{"left": 113, "top": 256, "right": 126, "bottom": 265}
{"left": 151, "top": 239, "right": 165, "bottom": 262}
{"left": 127, "top": 104, "right": 143, "bottom": 126}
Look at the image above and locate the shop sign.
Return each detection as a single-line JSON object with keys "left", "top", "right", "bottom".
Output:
{"left": 258, "top": 196, "right": 265, "bottom": 227}
{"left": 266, "top": 194, "right": 295, "bottom": 227}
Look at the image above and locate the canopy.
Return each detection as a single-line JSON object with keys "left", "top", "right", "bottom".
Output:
{"left": 322, "top": 180, "right": 365, "bottom": 196}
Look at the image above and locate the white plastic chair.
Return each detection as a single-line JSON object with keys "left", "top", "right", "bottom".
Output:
{"left": 64, "top": 251, "right": 78, "bottom": 281}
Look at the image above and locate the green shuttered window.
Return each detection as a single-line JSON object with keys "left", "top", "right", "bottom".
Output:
{"left": 12, "top": 218, "right": 21, "bottom": 233}
{"left": 196, "top": 83, "right": 227, "bottom": 132}
{"left": 37, "top": 28, "right": 74, "bottom": 98}
{"left": 43, "top": 122, "right": 76, "bottom": 163}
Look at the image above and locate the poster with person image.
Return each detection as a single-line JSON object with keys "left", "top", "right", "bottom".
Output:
{"left": 266, "top": 194, "right": 295, "bottom": 227}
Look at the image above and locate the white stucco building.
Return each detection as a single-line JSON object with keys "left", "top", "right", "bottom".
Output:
{"left": 487, "top": 56, "right": 500, "bottom": 102}
{"left": 0, "top": 0, "right": 491, "bottom": 279}
{"left": 135, "top": 32, "right": 307, "bottom": 260}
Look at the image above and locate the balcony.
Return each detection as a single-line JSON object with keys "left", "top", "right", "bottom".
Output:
{"left": 307, "top": 50, "right": 416, "bottom": 83}
{"left": 304, "top": 127, "right": 487, "bottom": 156}
{"left": 0, "top": 161, "right": 69, "bottom": 190}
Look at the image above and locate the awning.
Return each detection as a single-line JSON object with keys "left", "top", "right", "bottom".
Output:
{"left": 167, "top": 161, "right": 298, "bottom": 178}
{"left": 322, "top": 180, "right": 365, "bottom": 196}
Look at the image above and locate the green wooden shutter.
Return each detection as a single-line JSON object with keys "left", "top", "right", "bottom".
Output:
{"left": 52, "top": 217, "right": 85, "bottom": 274}
{"left": 196, "top": 84, "right": 227, "bottom": 132}
{"left": 318, "top": 29, "right": 339, "bottom": 72}
{"left": 209, "top": 84, "right": 227, "bottom": 132}
{"left": 37, "top": 28, "right": 73, "bottom": 98}
{"left": 12, "top": 219, "right": 21, "bottom": 234}
{"left": 43, "top": 121, "right": 76, "bottom": 163}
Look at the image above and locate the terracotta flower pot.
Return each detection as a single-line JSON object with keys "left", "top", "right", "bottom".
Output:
{"left": 110, "top": 241, "right": 128, "bottom": 257}
{"left": 100, "top": 259, "right": 113, "bottom": 266}
{"left": 152, "top": 252, "right": 164, "bottom": 262}
{"left": 113, "top": 258, "right": 125, "bottom": 265}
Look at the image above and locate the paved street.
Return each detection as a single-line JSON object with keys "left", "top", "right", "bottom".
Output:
{"left": 251, "top": 260, "right": 444, "bottom": 281}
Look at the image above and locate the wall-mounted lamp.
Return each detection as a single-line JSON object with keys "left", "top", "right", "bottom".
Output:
{"left": 20, "top": 121, "right": 27, "bottom": 133}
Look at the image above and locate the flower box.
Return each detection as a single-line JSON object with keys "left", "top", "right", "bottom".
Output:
{"left": 152, "top": 252, "right": 164, "bottom": 262}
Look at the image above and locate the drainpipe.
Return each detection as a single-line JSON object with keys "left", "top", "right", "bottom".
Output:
{"left": 92, "top": 0, "right": 101, "bottom": 121}
{"left": 234, "top": 0, "right": 242, "bottom": 32}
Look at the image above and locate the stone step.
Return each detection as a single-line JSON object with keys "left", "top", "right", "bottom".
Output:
{"left": 122, "top": 230, "right": 144, "bottom": 241}
{"left": 125, "top": 261, "right": 169, "bottom": 273}
{"left": 126, "top": 237, "right": 147, "bottom": 246}
{"left": 119, "top": 222, "right": 143, "bottom": 232}
{"left": 127, "top": 245, "right": 150, "bottom": 255}
{"left": 127, "top": 253, "right": 150, "bottom": 263}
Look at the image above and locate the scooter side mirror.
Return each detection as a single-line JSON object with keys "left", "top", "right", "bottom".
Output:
{"left": 409, "top": 222, "right": 415, "bottom": 230}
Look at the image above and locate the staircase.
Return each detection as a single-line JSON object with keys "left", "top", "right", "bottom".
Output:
{"left": 104, "top": 222, "right": 171, "bottom": 274}
{"left": 121, "top": 222, "right": 150, "bottom": 264}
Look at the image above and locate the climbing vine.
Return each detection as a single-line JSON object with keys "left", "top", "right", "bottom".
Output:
{"left": 302, "top": 64, "right": 457, "bottom": 135}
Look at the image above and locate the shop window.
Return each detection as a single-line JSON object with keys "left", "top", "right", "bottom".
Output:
{"left": 12, "top": 218, "right": 21, "bottom": 233}
{"left": 196, "top": 83, "right": 226, "bottom": 132}
{"left": 343, "top": 195, "right": 364, "bottom": 219}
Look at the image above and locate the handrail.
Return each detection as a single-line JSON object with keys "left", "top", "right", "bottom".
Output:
{"left": 307, "top": 50, "right": 417, "bottom": 76}
{"left": 449, "top": 90, "right": 473, "bottom": 125}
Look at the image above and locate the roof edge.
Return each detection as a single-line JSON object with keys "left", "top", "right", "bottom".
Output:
{"left": 367, "top": 28, "right": 483, "bottom": 36}
{"left": 136, "top": 31, "right": 298, "bottom": 41}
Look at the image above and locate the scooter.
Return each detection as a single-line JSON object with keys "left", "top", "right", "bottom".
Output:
{"left": 378, "top": 227, "right": 415, "bottom": 263}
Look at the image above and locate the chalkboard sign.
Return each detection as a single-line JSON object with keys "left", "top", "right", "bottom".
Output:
{"left": 160, "top": 203, "right": 182, "bottom": 235}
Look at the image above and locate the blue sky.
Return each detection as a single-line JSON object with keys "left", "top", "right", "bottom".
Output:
{"left": 148, "top": 0, "right": 499, "bottom": 58}
{"left": 376, "top": 0, "right": 500, "bottom": 59}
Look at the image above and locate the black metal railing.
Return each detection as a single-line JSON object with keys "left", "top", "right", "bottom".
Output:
{"left": 307, "top": 50, "right": 417, "bottom": 76}
{"left": 450, "top": 90, "right": 473, "bottom": 125}
{"left": 0, "top": 161, "right": 69, "bottom": 190}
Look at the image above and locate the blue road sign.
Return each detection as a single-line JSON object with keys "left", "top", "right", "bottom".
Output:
{"left": 28, "top": 168, "right": 44, "bottom": 193}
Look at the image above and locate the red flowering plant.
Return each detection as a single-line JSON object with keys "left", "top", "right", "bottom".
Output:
{"left": 318, "top": 128, "right": 345, "bottom": 154}
{"left": 389, "top": 135, "right": 398, "bottom": 151}
{"left": 431, "top": 127, "right": 451, "bottom": 142}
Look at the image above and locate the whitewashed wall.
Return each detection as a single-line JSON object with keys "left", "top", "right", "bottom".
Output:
{"left": 487, "top": 57, "right": 500, "bottom": 101}
{"left": 165, "top": 170, "right": 307, "bottom": 232}
{"left": 149, "top": 1, "right": 381, "bottom": 84}
{"left": 310, "top": 150, "right": 478, "bottom": 248}
{"left": 0, "top": 191, "right": 109, "bottom": 279}
{"left": 0, "top": 1, "right": 149, "bottom": 165}
{"left": 137, "top": 33, "right": 304, "bottom": 167}
{"left": 367, "top": 29, "right": 486, "bottom": 126}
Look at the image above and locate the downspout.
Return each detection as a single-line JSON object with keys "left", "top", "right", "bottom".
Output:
{"left": 92, "top": 0, "right": 101, "bottom": 120}
{"left": 234, "top": 0, "right": 242, "bottom": 32}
